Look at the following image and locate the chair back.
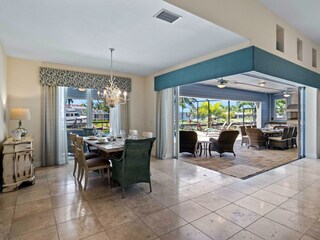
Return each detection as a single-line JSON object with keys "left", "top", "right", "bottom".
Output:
{"left": 83, "top": 127, "right": 102, "bottom": 136}
{"left": 75, "top": 136, "right": 88, "bottom": 169}
{"left": 246, "top": 128, "right": 267, "bottom": 147}
{"left": 122, "top": 138, "right": 156, "bottom": 178}
{"left": 279, "top": 127, "right": 289, "bottom": 140}
{"left": 240, "top": 126, "right": 247, "bottom": 136}
{"left": 292, "top": 126, "right": 298, "bottom": 138}
{"left": 287, "top": 126, "right": 294, "bottom": 138}
{"left": 179, "top": 131, "right": 198, "bottom": 155}
{"left": 142, "top": 131, "right": 153, "bottom": 138}
{"left": 129, "top": 129, "right": 138, "bottom": 138}
{"left": 246, "top": 128, "right": 264, "bottom": 137}
{"left": 217, "top": 130, "right": 239, "bottom": 146}
{"left": 70, "top": 133, "right": 77, "bottom": 157}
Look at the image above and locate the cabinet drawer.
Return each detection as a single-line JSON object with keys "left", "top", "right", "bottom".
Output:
{"left": 15, "top": 143, "right": 32, "bottom": 152}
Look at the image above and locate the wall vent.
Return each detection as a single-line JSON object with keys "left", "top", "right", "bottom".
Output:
{"left": 154, "top": 9, "right": 181, "bottom": 24}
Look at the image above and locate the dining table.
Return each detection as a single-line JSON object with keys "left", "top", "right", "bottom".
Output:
{"left": 260, "top": 128, "right": 283, "bottom": 137}
{"left": 83, "top": 136, "right": 125, "bottom": 154}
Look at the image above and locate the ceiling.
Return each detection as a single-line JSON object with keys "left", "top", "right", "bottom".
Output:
{"left": 260, "top": 0, "right": 320, "bottom": 45}
{"left": 0, "top": 0, "right": 246, "bottom": 76}
{"left": 200, "top": 71, "right": 303, "bottom": 94}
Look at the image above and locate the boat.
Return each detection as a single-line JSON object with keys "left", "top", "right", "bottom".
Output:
{"left": 66, "top": 108, "right": 87, "bottom": 127}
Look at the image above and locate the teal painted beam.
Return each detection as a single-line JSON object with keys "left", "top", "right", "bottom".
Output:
{"left": 154, "top": 47, "right": 254, "bottom": 91}
{"left": 253, "top": 47, "right": 320, "bottom": 89}
{"left": 154, "top": 46, "right": 320, "bottom": 91}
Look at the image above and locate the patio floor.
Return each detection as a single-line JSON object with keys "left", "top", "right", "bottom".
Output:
{"left": 180, "top": 140, "right": 298, "bottom": 179}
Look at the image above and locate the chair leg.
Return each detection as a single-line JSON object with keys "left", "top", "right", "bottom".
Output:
{"left": 149, "top": 182, "right": 152, "bottom": 193}
{"left": 100, "top": 169, "right": 104, "bottom": 179}
{"left": 80, "top": 169, "right": 84, "bottom": 182}
{"left": 73, "top": 161, "right": 77, "bottom": 176}
{"left": 107, "top": 168, "right": 110, "bottom": 185}
{"left": 77, "top": 165, "right": 81, "bottom": 181}
{"left": 84, "top": 171, "right": 89, "bottom": 190}
{"left": 233, "top": 152, "right": 236, "bottom": 157}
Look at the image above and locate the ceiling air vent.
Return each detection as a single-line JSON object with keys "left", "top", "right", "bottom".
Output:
{"left": 154, "top": 9, "right": 182, "bottom": 24}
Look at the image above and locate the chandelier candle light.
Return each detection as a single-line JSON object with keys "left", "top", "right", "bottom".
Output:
{"left": 98, "top": 48, "right": 128, "bottom": 108}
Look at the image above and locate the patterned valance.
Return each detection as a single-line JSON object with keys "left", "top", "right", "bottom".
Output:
{"left": 39, "top": 67, "right": 132, "bottom": 92}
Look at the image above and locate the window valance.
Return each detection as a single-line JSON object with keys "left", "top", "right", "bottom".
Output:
{"left": 39, "top": 67, "right": 132, "bottom": 92}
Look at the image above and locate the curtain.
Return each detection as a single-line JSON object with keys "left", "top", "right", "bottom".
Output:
{"left": 110, "top": 102, "right": 129, "bottom": 136}
{"left": 110, "top": 105, "right": 121, "bottom": 136}
{"left": 41, "top": 86, "right": 68, "bottom": 166}
{"left": 156, "top": 88, "right": 172, "bottom": 159}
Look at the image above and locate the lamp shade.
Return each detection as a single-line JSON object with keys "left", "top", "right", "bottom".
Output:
{"left": 10, "top": 108, "right": 31, "bottom": 120}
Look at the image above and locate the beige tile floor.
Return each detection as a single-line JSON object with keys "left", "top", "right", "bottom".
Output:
{"left": 1, "top": 157, "right": 320, "bottom": 240}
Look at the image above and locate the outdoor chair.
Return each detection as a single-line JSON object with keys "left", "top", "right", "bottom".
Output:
{"left": 246, "top": 128, "right": 268, "bottom": 150}
{"left": 110, "top": 137, "right": 156, "bottom": 198}
{"left": 292, "top": 126, "right": 298, "bottom": 147}
{"left": 286, "top": 126, "right": 294, "bottom": 148}
{"left": 209, "top": 130, "right": 239, "bottom": 157}
{"left": 240, "top": 126, "right": 249, "bottom": 146}
{"left": 179, "top": 130, "right": 199, "bottom": 157}
{"left": 268, "top": 127, "right": 289, "bottom": 150}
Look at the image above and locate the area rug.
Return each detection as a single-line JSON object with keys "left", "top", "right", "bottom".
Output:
{"left": 180, "top": 140, "right": 298, "bottom": 179}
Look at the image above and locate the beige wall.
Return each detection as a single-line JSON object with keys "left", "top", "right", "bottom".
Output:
{"left": 0, "top": 43, "right": 7, "bottom": 145}
{"left": 147, "top": 0, "right": 320, "bottom": 158}
{"left": 166, "top": 0, "right": 320, "bottom": 73}
{"left": 7, "top": 57, "right": 146, "bottom": 166}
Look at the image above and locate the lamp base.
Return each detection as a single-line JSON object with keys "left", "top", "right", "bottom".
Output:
{"left": 18, "top": 127, "right": 28, "bottom": 137}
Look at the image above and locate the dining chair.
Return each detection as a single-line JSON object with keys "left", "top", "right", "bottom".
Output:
{"left": 70, "top": 133, "right": 99, "bottom": 180}
{"left": 240, "top": 126, "right": 249, "bottom": 146}
{"left": 246, "top": 128, "right": 268, "bottom": 150}
{"left": 75, "top": 136, "right": 111, "bottom": 190}
{"left": 268, "top": 127, "right": 289, "bottom": 150}
{"left": 129, "top": 129, "right": 138, "bottom": 139}
{"left": 110, "top": 137, "right": 156, "bottom": 198}
{"left": 286, "top": 126, "right": 294, "bottom": 148}
{"left": 291, "top": 126, "right": 298, "bottom": 147}
{"left": 142, "top": 131, "right": 153, "bottom": 138}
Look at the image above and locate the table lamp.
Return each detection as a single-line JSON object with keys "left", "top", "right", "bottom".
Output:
{"left": 10, "top": 108, "right": 31, "bottom": 137}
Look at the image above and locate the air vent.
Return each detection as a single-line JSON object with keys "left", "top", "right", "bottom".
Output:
{"left": 154, "top": 9, "right": 181, "bottom": 24}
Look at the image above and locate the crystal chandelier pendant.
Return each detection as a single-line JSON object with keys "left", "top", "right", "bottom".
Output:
{"left": 98, "top": 48, "right": 128, "bottom": 108}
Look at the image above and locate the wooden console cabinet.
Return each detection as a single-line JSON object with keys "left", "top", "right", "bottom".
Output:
{"left": 2, "top": 136, "right": 35, "bottom": 192}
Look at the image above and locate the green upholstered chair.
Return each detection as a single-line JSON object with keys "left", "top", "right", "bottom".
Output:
{"left": 111, "top": 137, "right": 156, "bottom": 198}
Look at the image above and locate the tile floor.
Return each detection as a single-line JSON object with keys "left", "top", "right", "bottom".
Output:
{"left": 1, "top": 157, "right": 320, "bottom": 240}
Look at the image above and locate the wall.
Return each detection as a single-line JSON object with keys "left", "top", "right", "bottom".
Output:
{"left": 148, "top": 0, "right": 320, "bottom": 158}
{"left": 166, "top": 0, "right": 320, "bottom": 74}
{"left": 0, "top": 43, "right": 7, "bottom": 146}
{"left": 7, "top": 57, "right": 146, "bottom": 166}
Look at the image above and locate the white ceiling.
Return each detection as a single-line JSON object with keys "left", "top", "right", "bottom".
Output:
{"left": 0, "top": 0, "right": 246, "bottom": 76}
{"left": 260, "top": 0, "right": 320, "bottom": 45}
{"left": 200, "top": 71, "right": 302, "bottom": 94}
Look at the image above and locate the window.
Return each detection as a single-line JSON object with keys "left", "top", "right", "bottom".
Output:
{"left": 297, "top": 38, "right": 303, "bottom": 61}
{"left": 312, "top": 48, "right": 317, "bottom": 68}
{"left": 66, "top": 88, "right": 110, "bottom": 130}
{"left": 276, "top": 25, "right": 284, "bottom": 52}
{"left": 274, "top": 98, "right": 286, "bottom": 120}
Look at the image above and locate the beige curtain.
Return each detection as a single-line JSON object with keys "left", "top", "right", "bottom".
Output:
{"left": 41, "top": 86, "right": 68, "bottom": 166}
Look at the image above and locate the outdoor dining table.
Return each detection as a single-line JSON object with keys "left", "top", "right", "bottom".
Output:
{"left": 260, "top": 128, "right": 283, "bottom": 137}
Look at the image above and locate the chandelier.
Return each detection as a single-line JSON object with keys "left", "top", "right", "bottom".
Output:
{"left": 98, "top": 48, "right": 128, "bottom": 108}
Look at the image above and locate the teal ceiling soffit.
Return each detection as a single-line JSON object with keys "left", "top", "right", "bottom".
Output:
{"left": 154, "top": 47, "right": 254, "bottom": 91}
{"left": 253, "top": 47, "right": 320, "bottom": 89}
{"left": 154, "top": 46, "right": 320, "bottom": 91}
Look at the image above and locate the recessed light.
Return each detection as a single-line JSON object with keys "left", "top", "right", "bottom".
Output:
{"left": 258, "top": 81, "right": 266, "bottom": 87}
